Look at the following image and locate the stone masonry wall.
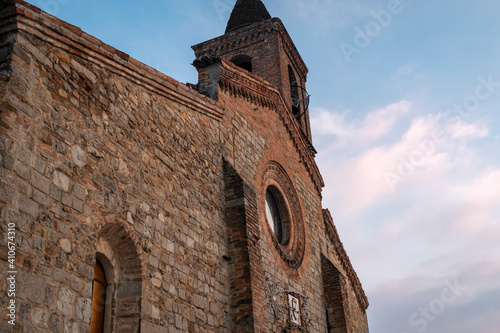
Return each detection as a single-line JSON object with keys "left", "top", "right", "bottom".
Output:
{"left": 0, "top": 2, "right": 232, "bottom": 332}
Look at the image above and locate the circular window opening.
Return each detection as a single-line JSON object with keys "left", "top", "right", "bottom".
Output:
{"left": 265, "top": 187, "right": 290, "bottom": 246}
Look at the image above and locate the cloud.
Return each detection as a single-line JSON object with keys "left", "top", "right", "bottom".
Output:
{"left": 311, "top": 100, "right": 410, "bottom": 143}
{"left": 447, "top": 119, "right": 489, "bottom": 139}
{"left": 440, "top": 168, "right": 500, "bottom": 238}
{"left": 368, "top": 270, "right": 500, "bottom": 333}
{"left": 392, "top": 63, "right": 418, "bottom": 79}
{"left": 313, "top": 103, "right": 492, "bottom": 218}
{"left": 451, "top": 168, "right": 500, "bottom": 205}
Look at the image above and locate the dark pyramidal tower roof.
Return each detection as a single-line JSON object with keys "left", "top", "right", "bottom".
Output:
{"left": 225, "top": 0, "right": 272, "bottom": 34}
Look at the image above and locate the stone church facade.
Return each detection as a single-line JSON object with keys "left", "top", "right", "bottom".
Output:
{"left": 0, "top": 0, "right": 369, "bottom": 332}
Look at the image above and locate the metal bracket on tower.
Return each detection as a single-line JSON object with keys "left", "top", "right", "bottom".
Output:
{"left": 291, "top": 85, "right": 311, "bottom": 120}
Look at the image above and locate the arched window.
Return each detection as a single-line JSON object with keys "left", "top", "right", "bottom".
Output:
{"left": 90, "top": 259, "right": 107, "bottom": 333}
{"left": 92, "top": 223, "right": 142, "bottom": 332}
{"left": 231, "top": 55, "right": 253, "bottom": 72}
{"left": 288, "top": 65, "right": 300, "bottom": 117}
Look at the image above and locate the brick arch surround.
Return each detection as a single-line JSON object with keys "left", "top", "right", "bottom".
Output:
{"left": 97, "top": 223, "right": 143, "bottom": 332}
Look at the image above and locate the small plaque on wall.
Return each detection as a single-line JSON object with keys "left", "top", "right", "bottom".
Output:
{"left": 288, "top": 294, "right": 301, "bottom": 325}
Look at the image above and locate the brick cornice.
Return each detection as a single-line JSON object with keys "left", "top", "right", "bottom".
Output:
{"left": 219, "top": 58, "right": 324, "bottom": 196}
{"left": 219, "top": 59, "right": 278, "bottom": 110}
{"left": 1, "top": 0, "right": 223, "bottom": 120}
{"left": 323, "top": 209, "right": 369, "bottom": 311}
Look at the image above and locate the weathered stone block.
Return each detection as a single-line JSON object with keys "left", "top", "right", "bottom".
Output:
{"left": 72, "top": 184, "right": 85, "bottom": 200}
{"left": 72, "top": 198, "right": 84, "bottom": 213}
{"left": 17, "top": 271, "right": 45, "bottom": 304}
{"left": 30, "top": 170, "right": 50, "bottom": 194}
{"left": 54, "top": 140, "right": 68, "bottom": 155}
{"left": 33, "top": 156, "right": 46, "bottom": 174}
{"left": 17, "top": 194, "right": 38, "bottom": 217}
{"left": 61, "top": 192, "right": 73, "bottom": 207}
{"left": 0, "top": 181, "right": 15, "bottom": 204}
{"left": 70, "top": 276, "right": 82, "bottom": 292}
{"left": 32, "top": 188, "right": 50, "bottom": 206}
{"left": 62, "top": 318, "right": 79, "bottom": 333}
{"left": 57, "top": 288, "right": 75, "bottom": 316}
{"left": 13, "top": 146, "right": 32, "bottom": 165}
{"left": 49, "top": 313, "right": 61, "bottom": 331}
{"left": 1, "top": 154, "right": 15, "bottom": 171}
{"left": 53, "top": 268, "right": 69, "bottom": 283}
{"left": 54, "top": 171, "right": 70, "bottom": 192}
{"left": 30, "top": 308, "right": 48, "bottom": 328}
{"left": 15, "top": 161, "right": 31, "bottom": 180}
{"left": 83, "top": 283, "right": 92, "bottom": 298}
{"left": 77, "top": 264, "right": 93, "bottom": 279}
{"left": 20, "top": 302, "right": 31, "bottom": 323}
{"left": 7, "top": 209, "right": 29, "bottom": 233}
{"left": 75, "top": 298, "right": 91, "bottom": 322}
{"left": 50, "top": 183, "right": 62, "bottom": 200}
{"left": 71, "top": 145, "right": 87, "bottom": 168}
{"left": 60, "top": 239, "right": 72, "bottom": 253}
{"left": 45, "top": 286, "right": 56, "bottom": 307}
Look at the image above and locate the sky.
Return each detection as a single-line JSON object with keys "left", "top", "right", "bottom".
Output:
{"left": 27, "top": 0, "right": 500, "bottom": 332}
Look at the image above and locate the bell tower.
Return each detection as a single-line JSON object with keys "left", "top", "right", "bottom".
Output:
{"left": 192, "top": 0, "right": 313, "bottom": 141}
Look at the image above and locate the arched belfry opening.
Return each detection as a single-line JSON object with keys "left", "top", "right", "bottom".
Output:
{"left": 231, "top": 55, "right": 253, "bottom": 72}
